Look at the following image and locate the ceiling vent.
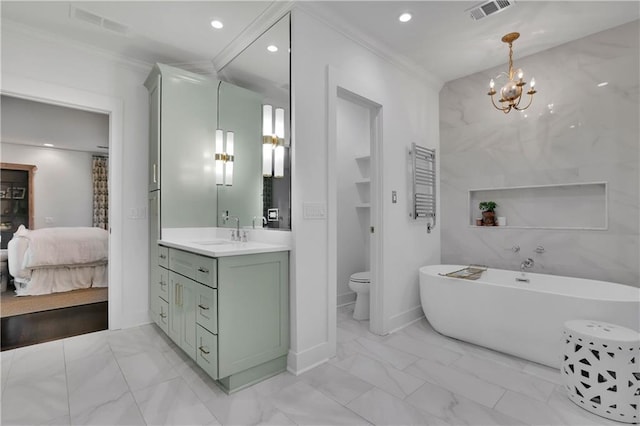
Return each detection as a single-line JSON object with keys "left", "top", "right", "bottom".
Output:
{"left": 466, "top": 0, "right": 515, "bottom": 21}
{"left": 69, "top": 6, "right": 130, "bottom": 36}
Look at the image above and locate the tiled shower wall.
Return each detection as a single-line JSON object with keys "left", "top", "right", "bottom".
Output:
{"left": 439, "top": 21, "right": 639, "bottom": 286}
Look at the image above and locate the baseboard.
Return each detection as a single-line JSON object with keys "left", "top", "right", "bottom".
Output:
{"left": 286, "top": 340, "right": 333, "bottom": 375}
{"left": 337, "top": 292, "right": 356, "bottom": 307}
{"left": 116, "top": 310, "right": 152, "bottom": 330}
{"left": 386, "top": 305, "right": 425, "bottom": 334}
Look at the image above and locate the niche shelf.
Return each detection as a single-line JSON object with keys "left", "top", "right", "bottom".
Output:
{"left": 354, "top": 155, "right": 371, "bottom": 209}
{"left": 469, "top": 182, "right": 608, "bottom": 230}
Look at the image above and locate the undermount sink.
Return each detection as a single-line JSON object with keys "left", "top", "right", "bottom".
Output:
{"left": 192, "top": 240, "right": 235, "bottom": 246}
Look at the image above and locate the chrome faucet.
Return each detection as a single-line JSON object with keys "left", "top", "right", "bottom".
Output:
{"left": 520, "top": 258, "right": 534, "bottom": 271}
{"left": 223, "top": 214, "right": 240, "bottom": 241}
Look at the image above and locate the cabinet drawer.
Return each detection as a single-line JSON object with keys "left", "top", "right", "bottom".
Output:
{"left": 196, "top": 325, "right": 218, "bottom": 379}
{"left": 153, "top": 297, "right": 169, "bottom": 334}
{"left": 156, "top": 267, "right": 169, "bottom": 301}
{"left": 196, "top": 284, "right": 217, "bottom": 334}
{"left": 169, "top": 249, "right": 216, "bottom": 287}
{"left": 158, "top": 246, "right": 169, "bottom": 268}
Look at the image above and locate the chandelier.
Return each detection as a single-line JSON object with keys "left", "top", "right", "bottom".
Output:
{"left": 487, "top": 32, "right": 537, "bottom": 114}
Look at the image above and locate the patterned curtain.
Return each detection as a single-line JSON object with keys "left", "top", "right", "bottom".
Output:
{"left": 92, "top": 156, "right": 108, "bottom": 230}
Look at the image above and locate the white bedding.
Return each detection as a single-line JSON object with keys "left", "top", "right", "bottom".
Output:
{"left": 7, "top": 226, "right": 109, "bottom": 296}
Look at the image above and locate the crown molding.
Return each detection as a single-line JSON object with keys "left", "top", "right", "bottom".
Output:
{"left": 212, "top": 0, "right": 295, "bottom": 72}
{"left": 2, "top": 19, "right": 153, "bottom": 74}
{"left": 293, "top": 2, "right": 444, "bottom": 91}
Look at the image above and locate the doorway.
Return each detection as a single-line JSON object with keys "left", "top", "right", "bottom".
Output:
{"left": 327, "top": 68, "right": 384, "bottom": 349}
{"left": 0, "top": 74, "right": 124, "bottom": 341}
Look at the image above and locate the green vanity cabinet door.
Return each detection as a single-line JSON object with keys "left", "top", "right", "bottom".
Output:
{"left": 150, "top": 265, "right": 169, "bottom": 331}
{"left": 217, "top": 252, "right": 289, "bottom": 378}
{"left": 147, "top": 72, "right": 161, "bottom": 192}
{"left": 168, "top": 271, "right": 198, "bottom": 360}
{"left": 153, "top": 296, "right": 169, "bottom": 334}
{"left": 196, "top": 325, "right": 218, "bottom": 379}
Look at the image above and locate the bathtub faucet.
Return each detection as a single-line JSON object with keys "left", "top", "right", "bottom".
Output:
{"left": 520, "top": 258, "right": 534, "bottom": 271}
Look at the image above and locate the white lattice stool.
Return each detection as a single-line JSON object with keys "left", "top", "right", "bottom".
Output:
{"left": 562, "top": 320, "right": 640, "bottom": 424}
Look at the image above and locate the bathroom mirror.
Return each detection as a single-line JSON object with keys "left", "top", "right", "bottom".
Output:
{"left": 217, "top": 13, "right": 291, "bottom": 230}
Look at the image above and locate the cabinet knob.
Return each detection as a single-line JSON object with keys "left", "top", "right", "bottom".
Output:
{"left": 198, "top": 304, "right": 209, "bottom": 311}
{"left": 197, "top": 267, "right": 209, "bottom": 274}
{"left": 159, "top": 254, "right": 167, "bottom": 259}
{"left": 199, "top": 346, "right": 210, "bottom": 355}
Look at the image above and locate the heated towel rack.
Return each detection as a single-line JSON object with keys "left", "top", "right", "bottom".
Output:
{"left": 410, "top": 142, "right": 436, "bottom": 233}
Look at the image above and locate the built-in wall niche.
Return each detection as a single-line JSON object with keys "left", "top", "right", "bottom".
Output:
{"left": 355, "top": 155, "right": 371, "bottom": 208}
{"left": 469, "top": 182, "right": 608, "bottom": 230}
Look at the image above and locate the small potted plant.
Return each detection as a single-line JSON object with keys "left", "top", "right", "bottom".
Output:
{"left": 479, "top": 201, "right": 498, "bottom": 226}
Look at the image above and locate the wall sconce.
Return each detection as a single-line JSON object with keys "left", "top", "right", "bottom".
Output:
{"left": 262, "top": 104, "right": 285, "bottom": 178}
{"left": 487, "top": 32, "right": 537, "bottom": 114}
{"left": 215, "top": 129, "right": 234, "bottom": 186}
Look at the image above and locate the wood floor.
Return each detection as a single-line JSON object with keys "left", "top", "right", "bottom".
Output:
{"left": 1, "top": 301, "right": 108, "bottom": 351}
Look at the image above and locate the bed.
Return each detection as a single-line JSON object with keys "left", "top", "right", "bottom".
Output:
{"left": 7, "top": 225, "right": 108, "bottom": 296}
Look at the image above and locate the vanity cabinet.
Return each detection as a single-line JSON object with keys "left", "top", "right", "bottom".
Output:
{"left": 156, "top": 245, "right": 288, "bottom": 393}
{"left": 144, "top": 63, "right": 218, "bottom": 229}
{"left": 168, "top": 271, "right": 198, "bottom": 359}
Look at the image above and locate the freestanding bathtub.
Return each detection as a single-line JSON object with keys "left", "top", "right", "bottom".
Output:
{"left": 419, "top": 265, "right": 640, "bottom": 369}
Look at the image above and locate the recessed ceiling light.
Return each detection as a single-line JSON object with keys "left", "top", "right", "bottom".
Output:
{"left": 267, "top": 45, "right": 278, "bottom": 53}
{"left": 210, "top": 20, "right": 223, "bottom": 29}
{"left": 399, "top": 12, "right": 412, "bottom": 23}
{"left": 44, "top": 143, "right": 54, "bottom": 147}
{"left": 597, "top": 81, "right": 608, "bottom": 87}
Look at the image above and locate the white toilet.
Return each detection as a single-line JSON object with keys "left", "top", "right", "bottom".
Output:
{"left": 348, "top": 271, "right": 371, "bottom": 320}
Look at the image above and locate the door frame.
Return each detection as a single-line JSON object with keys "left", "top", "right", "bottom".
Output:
{"left": 327, "top": 66, "right": 385, "bottom": 343}
{"left": 1, "top": 74, "right": 124, "bottom": 330}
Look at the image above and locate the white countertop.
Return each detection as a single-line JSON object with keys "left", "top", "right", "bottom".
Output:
{"left": 158, "top": 228, "right": 291, "bottom": 257}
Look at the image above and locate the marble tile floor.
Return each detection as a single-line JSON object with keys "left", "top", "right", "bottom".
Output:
{"left": 0, "top": 305, "right": 621, "bottom": 425}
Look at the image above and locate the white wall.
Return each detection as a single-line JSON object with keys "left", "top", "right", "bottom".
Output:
{"left": 336, "top": 97, "right": 370, "bottom": 306}
{"left": 440, "top": 21, "right": 639, "bottom": 287}
{"left": 2, "top": 23, "right": 151, "bottom": 327}
{"left": 289, "top": 8, "right": 441, "bottom": 373}
{"left": 1, "top": 95, "right": 110, "bottom": 153}
{"left": 1, "top": 143, "right": 94, "bottom": 229}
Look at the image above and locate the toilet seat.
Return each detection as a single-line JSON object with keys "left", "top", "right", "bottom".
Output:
{"left": 350, "top": 271, "right": 370, "bottom": 283}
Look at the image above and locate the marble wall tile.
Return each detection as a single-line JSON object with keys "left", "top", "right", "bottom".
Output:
{"left": 440, "top": 21, "right": 639, "bottom": 286}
